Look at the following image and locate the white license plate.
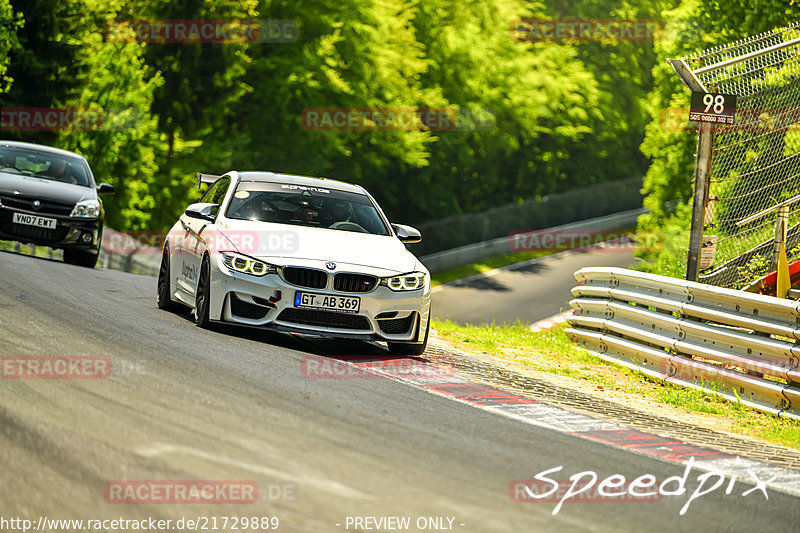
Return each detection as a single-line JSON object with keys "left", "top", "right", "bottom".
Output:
{"left": 12, "top": 212, "right": 57, "bottom": 230}
{"left": 294, "top": 291, "right": 360, "bottom": 314}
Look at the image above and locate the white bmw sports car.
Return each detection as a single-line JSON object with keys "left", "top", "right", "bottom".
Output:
{"left": 157, "top": 171, "right": 431, "bottom": 355}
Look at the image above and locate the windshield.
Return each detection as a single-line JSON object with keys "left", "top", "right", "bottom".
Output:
{"left": 0, "top": 146, "right": 91, "bottom": 187}
{"left": 226, "top": 181, "right": 390, "bottom": 236}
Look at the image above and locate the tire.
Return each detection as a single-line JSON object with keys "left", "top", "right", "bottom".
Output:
{"left": 63, "top": 248, "right": 98, "bottom": 268}
{"left": 194, "top": 256, "right": 212, "bottom": 328}
{"left": 157, "top": 244, "right": 179, "bottom": 311}
{"left": 387, "top": 311, "right": 430, "bottom": 356}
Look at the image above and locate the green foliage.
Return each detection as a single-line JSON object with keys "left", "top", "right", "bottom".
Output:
{"left": 635, "top": 0, "right": 717, "bottom": 274}
{"left": 4, "top": 0, "right": 164, "bottom": 230}
{"left": 2, "top": 0, "right": 682, "bottom": 232}
{"left": 736, "top": 253, "right": 771, "bottom": 289}
{"left": 0, "top": 0, "right": 22, "bottom": 93}
{"left": 635, "top": 0, "right": 800, "bottom": 277}
{"left": 635, "top": 202, "right": 691, "bottom": 278}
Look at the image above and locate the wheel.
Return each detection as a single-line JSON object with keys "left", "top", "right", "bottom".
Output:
{"left": 194, "top": 256, "right": 212, "bottom": 328}
{"left": 157, "top": 243, "right": 179, "bottom": 311}
{"left": 387, "top": 311, "right": 430, "bottom": 356}
{"left": 63, "top": 248, "right": 98, "bottom": 268}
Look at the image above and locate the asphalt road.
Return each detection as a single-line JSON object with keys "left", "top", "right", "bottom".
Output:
{"left": 433, "top": 247, "right": 637, "bottom": 325}
{"left": 1, "top": 249, "right": 798, "bottom": 532}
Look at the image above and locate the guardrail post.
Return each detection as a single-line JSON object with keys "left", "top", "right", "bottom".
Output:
{"left": 771, "top": 204, "right": 789, "bottom": 271}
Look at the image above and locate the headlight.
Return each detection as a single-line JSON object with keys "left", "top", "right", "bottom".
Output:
{"left": 381, "top": 271, "right": 426, "bottom": 291}
{"left": 71, "top": 199, "right": 100, "bottom": 218}
{"left": 222, "top": 252, "right": 277, "bottom": 276}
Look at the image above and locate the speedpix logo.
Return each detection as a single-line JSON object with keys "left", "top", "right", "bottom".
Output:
{"left": 511, "top": 458, "right": 774, "bottom": 515}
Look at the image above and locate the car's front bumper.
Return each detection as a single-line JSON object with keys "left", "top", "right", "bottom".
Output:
{"left": 207, "top": 255, "right": 431, "bottom": 343}
{"left": 0, "top": 205, "right": 101, "bottom": 251}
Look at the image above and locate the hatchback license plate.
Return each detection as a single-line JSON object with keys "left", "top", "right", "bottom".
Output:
{"left": 12, "top": 212, "right": 57, "bottom": 230}
{"left": 294, "top": 291, "right": 360, "bottom": 313}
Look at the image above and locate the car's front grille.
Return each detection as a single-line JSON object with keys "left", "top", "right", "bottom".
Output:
{"left": 0, "top": 194, "right": 74, "bottom": 216}
{"left": 229, "top": 293, "right": 270, "bottom": 320}
{"left": 282, "top": 267, "right": 328, "bottom": 289}
{"left": 378, "top": 314, "right": 416, "bottom": 335}
{"left": 277, "top": 308, "right": 370, "bottom": 330}
{"left": 0, "top": 217, "right": 69, "bottom": 243}
{"left": 334, "top": 273, "right": 377, "bottom": 293}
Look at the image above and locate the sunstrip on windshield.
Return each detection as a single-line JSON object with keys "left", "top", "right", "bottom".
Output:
{"left": 280, "top": 184, "right": 331, "bottom": 194}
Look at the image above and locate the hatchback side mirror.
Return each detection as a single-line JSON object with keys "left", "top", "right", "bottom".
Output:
{"left": 97, "top": 183, "right": 115, "bottom": 195}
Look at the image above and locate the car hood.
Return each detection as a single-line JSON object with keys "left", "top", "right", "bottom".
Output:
{"left": 216, "top": 218, "right": 420, "bottom": 275}
{"left": 0, "top": 171, "right": 94, "bottom": 203}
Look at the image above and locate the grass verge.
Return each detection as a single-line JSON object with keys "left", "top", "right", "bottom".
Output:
{"left": 431, "top": 250, "right": 552, "bottom": 287}
{"left": 432, "top": 318, "right": 800, "bottom": 450}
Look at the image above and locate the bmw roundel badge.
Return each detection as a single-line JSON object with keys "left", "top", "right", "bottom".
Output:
{"left": 326, "top": 262, "right": 336, "bottom": 270}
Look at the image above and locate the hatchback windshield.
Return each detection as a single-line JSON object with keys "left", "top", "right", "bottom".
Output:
{"left": 0, "top": 146, "right": 91, "bottom": 187}
{"left": 226, "top": 181, "right": 390, "bottom": 236}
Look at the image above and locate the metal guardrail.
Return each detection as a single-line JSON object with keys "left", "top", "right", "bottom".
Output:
{"left": 0, "top": 232, "right": 160, "bottom": 276}
{"left": 566, "top": 267, "right": 800, "bottom": 419}
{"left": 98, "top": 228, "right": 160, "bottom": 276}
{"left": 419, "top": 208, "right": 646, "bottom": 273}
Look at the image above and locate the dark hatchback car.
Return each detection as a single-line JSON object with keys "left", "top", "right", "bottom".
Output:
{"left": 0, "top": 141, "right": 114, "bottom": 267}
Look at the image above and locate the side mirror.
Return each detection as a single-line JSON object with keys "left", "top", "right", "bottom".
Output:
{"left": 185, "top": 203, "right": 218, "bottom": 223}
{"left": 392, "top": 223, "right": 422, "bottom": 244}
{"left": 97, "top": 183, "right": 115, "bottom": 195}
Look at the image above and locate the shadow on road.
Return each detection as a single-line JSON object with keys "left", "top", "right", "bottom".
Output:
{"left": 452, "top": 276, "right": 511, "bottom": 292}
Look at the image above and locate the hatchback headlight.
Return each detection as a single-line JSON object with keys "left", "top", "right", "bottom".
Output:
{"left": 381, "top": 271, "right": 426, "bottom": 291}
{"left": 222, "top": 252, "right": 277, "bottom": 276}
{"left": 71, "top": 199, "right": 100, "bottom": 218}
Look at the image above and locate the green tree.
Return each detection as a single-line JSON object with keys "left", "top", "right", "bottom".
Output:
{"left": 0, "top": 0, "right": 22, "bottom": 94}
{"left": 4, "top": 0, "right": 164, "bottom": 230}
{"left": 207, "top": 0, "right": 441, "bottom": 219}
{"left": 120, "top": 0, "right": 258, "bottom": 228}
{"left": 395, "top": 0, "right": 604, "bottom": 222}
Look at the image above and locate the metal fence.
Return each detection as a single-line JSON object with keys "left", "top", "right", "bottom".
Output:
{"left": 567, "top": 266, "right": 800, "bottom": 419}
{"left": 671, "top": 22, "right": 800, "bottom": 287}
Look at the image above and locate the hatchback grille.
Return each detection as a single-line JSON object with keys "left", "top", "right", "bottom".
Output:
{"left": 282, "top": 267, "right": 328, "bottom": 289}
{"left": 229, "top": 293, "right": 270, "bottom": 320}
{"left": 277, "top": 308, "right": 370, "bottom": 330}
{"left": 0, "top": 194, "right": 74, "bottom": 216}
{"left": 378, "top": 314, "right": 416, "bottom": 335}
{"left": 334, "top": 273, "right": 378, "bottom": 293}
{"left": 0, "top": 216, "right": 69, "bottom": 243}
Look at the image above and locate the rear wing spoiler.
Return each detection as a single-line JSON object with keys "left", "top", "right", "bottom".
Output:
{"left": 196, "top": 172, "right": 221, "bottom": 189}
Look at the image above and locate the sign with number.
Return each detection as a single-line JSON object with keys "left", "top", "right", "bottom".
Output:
{"left": 689, "top": 92, "right": 737, "bottom": 125}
